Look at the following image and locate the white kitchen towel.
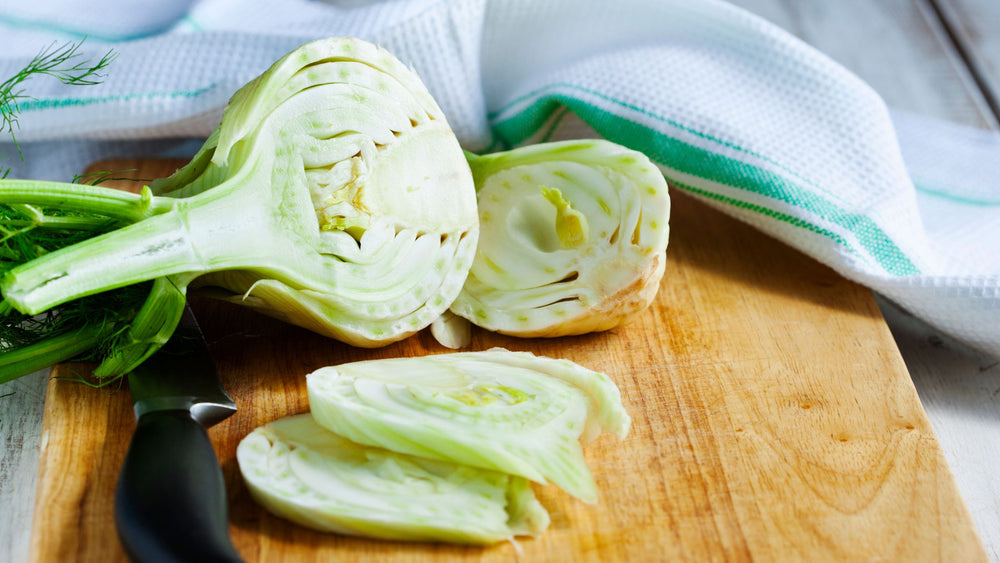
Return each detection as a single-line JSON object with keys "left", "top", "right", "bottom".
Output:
{"left": 1, "top": 0, "right": 998, "bottom": 358}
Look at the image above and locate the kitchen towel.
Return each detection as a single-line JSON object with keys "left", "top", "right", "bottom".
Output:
{"left": 1, "top": 0, "right": 998, "bottom": 358}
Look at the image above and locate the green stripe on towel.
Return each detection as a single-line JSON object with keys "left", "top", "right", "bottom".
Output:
{"left": 490, "top": 88, "right": 919, "bottom": 277}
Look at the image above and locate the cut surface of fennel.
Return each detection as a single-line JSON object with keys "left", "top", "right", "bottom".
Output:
{"left": 236, "top": 413, "right": 549, "bottom": 544}
{"left": 305, "top": 349, "right": 630, "bottom": 504}
{"left": 450, "top": 139, "right": 670, "bottom": 338}
{"left": 0, "top": 36, "right": 478, "bottom": 348}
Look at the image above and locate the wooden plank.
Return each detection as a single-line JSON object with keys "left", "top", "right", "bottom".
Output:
{"left": 876, "top": 298, "right": 1000, "bottom": 561}
{"left": 28, "top": 159, "right": 986, "bottom": 562}
{"left": 932, "top": 0, "right": 1000, "bottom": 122}
{"left": 730, "top": 0, "right": 1000, "bottom": 128}
{"left": 31, "top": 368, "right": 134, "bottom": 562}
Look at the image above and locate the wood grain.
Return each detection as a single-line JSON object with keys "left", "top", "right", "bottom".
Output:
{"left": 28, "top": 159, "right": 986, "bottom": 562}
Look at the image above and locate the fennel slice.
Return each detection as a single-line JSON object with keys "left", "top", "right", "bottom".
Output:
{"left": 236, "top": 413, "right": 549, "bottom": 544}
{"left": 306, "top": 349, "right": 630, "bottom": 503}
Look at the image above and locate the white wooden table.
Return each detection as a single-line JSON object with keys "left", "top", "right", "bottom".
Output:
{"left": 2, "top": 1, "right": 999, "bottom": 561}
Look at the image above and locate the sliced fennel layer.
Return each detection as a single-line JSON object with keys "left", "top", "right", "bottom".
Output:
{"left": 451, "top": 139, "right": 670, "bottom": 338}
{"left": 237, "top": 413, "right": 549, "bottom": 544}
{"left": 306, "top": 349, "right": 630, "bottom": 504}
{"left": 429, "top": 310, "right": 472, "bottom": 349}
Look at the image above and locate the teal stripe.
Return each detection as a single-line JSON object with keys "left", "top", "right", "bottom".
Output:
{"left": 914, "top": 184, "right": 1000, "bottom": 206}
{"left": 492, "top": 82, "right": 852, "bottom": 207}
{"left": 491, "top": 90, "right": 919, "bottom": 276}
{"left": 675, "top": 180, "right": 858, "bottom": 254}
{"left": 12, "top": 84, "right": 217, "bottom": 112}
{"left": 0, "top": 15, "right": 170, "bottom": 43}
{"left": 180, "top": 15, "right": 204, "bottom": 32}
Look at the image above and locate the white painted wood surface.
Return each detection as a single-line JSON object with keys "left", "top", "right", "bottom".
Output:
{"left": 0, "top": 370, "right": 47, "bottom": 563}
{"left": 1, "top": 1, "right": 999, "bottom": 561}
{"left": 935, "top": 0, "right": 1000, "bottom": 119}
{"left": 734, "top": 0, "right": 999, "bottom": 128}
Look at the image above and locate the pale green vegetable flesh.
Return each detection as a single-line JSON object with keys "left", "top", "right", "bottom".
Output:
{"left": 1, "top": 37, "right": 478, "bottom": 348}
{"left": 451, "top": 140, "right": 670, "bottom": 337}
{"left": 237, "top": 413, "right": 549, "bottom": 544}
{"left": 429, "top": 310, "right": 472, "bottom": 349}
{"left": 306, "top": 349, "right": 630, "bottom": 503}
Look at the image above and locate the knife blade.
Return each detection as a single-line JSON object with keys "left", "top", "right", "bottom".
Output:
{"left": 114, "top": 306, "right": 243, "bottom": 563}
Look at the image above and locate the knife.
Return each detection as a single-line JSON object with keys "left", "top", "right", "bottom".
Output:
{"left": 115, "top": 306, "right": 243, "bottom": 563}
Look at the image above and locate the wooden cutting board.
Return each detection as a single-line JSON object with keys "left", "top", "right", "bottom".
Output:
{"left": 29, "top": 159, "right": 986, "bottom": 562}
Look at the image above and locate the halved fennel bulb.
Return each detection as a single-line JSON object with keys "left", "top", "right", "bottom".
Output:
{"left": 306, "top": 349, "right": 630, "bottom": 503}
{"left": 156, "top": 36, "right": 480, "bottom": 346}
{"left": 450, "top": 140, "right": 669, "bottom": 337}
{"left": 1, "top": 37, "right": 478, "bottom": 348}
{"left": 237, "top": 413, "right": 549, "bottom": 544}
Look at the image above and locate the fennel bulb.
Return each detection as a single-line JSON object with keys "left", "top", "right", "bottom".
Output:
{"left": 450, "top": 140, "right": 670, "bottom": 337}
{"left": 0, "top": 37, "right": 478, "bottom": 355}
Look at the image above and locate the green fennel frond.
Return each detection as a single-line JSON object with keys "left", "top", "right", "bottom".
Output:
{"left": 0, "top": 203, "right": 122, "bottom": 268}
{"left": 0, "top": 39, "right": 117, "bottom": 173}
{"left": 0, "top": 203, "right": 127, "bottom": 382}
{"left": 0, "top": 203, "right": 159, "bottom": 385}
{"left": 0, "top": 36, "right": 158, "bottom": 381}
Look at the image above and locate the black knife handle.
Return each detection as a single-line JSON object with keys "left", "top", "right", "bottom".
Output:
{"left": 115, "top": 409, "right": 243, "bottom": 563}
